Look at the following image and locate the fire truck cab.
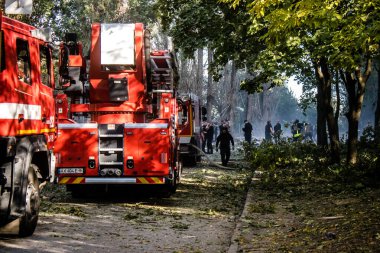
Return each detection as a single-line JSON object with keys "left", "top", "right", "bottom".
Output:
{"left": 0, "top": 12, "right": 56, "bottom": 236}
{"left": 55, "top": 23, "right": 181, "bottom": 196}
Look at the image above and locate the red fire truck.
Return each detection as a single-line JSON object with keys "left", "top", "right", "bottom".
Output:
{"left": 0, "top": 12, "right": 56, "bottom": 236}
{"left": 177, "top": 94, "right": 205, "bottom": 166}
{"left": 55, "top": 23, "right": 181, "bottom": 196}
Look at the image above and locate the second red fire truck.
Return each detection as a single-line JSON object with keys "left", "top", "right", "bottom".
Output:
{"left": 177, "top": 94, "right": 204, "bottom": 166}
{"left": 55, "top": 23, "right": 181, "bottom": 196}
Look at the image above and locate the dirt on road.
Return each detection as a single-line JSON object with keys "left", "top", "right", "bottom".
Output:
{"left": 0, "top": 152, "right": 251, "bottom": 253}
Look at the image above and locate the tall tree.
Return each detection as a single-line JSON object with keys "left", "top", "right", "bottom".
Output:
{"left": 195, "top": 49, "right": 204, "bottom": 99}
{"left": 375, "top": 61, "right": 380, "bottom": 143}
{"left": 206, "top": 48, "right": 214, "bottom": 120}
{"left": 222, "top": 0, "right": 380, "bottom": 164}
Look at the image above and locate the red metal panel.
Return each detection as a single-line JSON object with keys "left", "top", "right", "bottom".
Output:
{"left": 55, "top": 125, "right": 99, "bottom": 176}
{"left": 124, "top": 126, "right": 169, "bottom": 176}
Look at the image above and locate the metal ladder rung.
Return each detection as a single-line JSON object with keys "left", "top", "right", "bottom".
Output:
{"left": 99, "top": 162, "right": 123, "bottom": 165}
{"left": 152, "top": 89, "right": 174, "bottom": 93}
{"left": 99, "top": 134, "right": 123, "bottom": 137}
{"left": 151, "top": 55, "right": 172, "bottom": 60}
{"left": 99, "top": 148, "right": 123, "bottom": 152}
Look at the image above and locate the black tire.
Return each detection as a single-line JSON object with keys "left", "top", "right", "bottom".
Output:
{"left": 184, "top": 155, "right": 197, "bottom": 167}
{"left": 19, "top": 164, "right": 40, "bottom": 237}
{"left": 161, "top": 161, "right": 182, "bottom": 197}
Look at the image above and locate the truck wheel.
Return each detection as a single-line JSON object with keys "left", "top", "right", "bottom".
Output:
{"left": 169, "top": 168, "right": 179, "bottom": 194}
{"left": 19, "top": 164, "right": 40, "bottom": 237}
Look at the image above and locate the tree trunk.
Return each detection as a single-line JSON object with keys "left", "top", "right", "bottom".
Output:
{"left": 247, "top": 94, "right": 254, "bottom": 129}
{"left": 314, "top": 58, "right": 340, "bottom": 163}
{"left": 219, "top": 64, "right": 230, "bottom": 120}
{"left": 335, "top": 70, "right": 340, "bottom": 139}
{"left": 195, "top": 48, "right": 203, "bottom": 99}
{"left": 229, "top": 61, "right": 237, "bottom": 134}
{"left": 375, "top": 61, "right": 380, "bottom": 143}
{"left": 316, "top": 85, "right": 328, "bottom": 145}
{"left": 315, "top": 64, "right": 328, "bottom": 146}
{"left": 342, "top": 59, "right": 372, "bottom": 165}
{"left": 206, "top": 48, "right": 213, "bottom": 121}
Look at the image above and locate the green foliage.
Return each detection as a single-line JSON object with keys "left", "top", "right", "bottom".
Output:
{"left": 360, "top": 125, "right": 375, "bottom": 144}
{"left": 245, "top": 0, "right": 380, "bottom": 66}
{"left": 248, "top": 202, "right": 275, "bottom": 214}
{"left": 156, "top": 0, "right": 269, "bottom": 85}
{"left": 41, "top": 202, "right": 86, "bottom": 217}
{"left": 1, "top": 0, "right": 158, "bottom": 52}
{"left": 241, "top": 139, "right": 380, "bottom": 252}
{"left": 244, "top": 140, "right": 379, "bottom": 191}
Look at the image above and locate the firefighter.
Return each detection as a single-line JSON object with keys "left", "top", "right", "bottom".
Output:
{"left": 265, "top": 120, "right": 274, "bottom": 142}
{"left": 216, "top": 127, "right": 235, "bottom": 166}
{"left": 273, "top": 120, "right": 282, "bottom": 143}
{"left": 291, "top": 119, "right": 303, "bottom": 141}
{"left": 242, "top": 120, "right": 253, "bottom": 144}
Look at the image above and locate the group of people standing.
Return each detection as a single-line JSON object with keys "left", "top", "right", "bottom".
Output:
{"left": 291, "top": 119, "right": 314, "bottom": 142}
{"left": 264, "top": 120, "right": 283, "bottom": 143}
{"left": 202, "top": 118, "right": 235, "bottom": 167}
{"left": 199, "top": 117, "right": 316, "bottom": 166}
{"left": 264, "top": 119, "right": 315, "bottom": 143}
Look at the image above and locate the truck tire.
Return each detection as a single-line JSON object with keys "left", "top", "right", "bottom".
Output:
{"left": 19, "top": 164, "right": 40, "bottom": 237}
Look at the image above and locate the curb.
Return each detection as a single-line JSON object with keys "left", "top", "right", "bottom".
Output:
{"left": 228, "top": 181, "right": 255, "bottom": 253}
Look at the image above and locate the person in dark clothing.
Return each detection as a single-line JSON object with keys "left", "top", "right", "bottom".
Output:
{"left": 242, "top": 120, "right": 253, "bottom": 144}
{"left": 273, "top": 121, "right": 282, "bottom": 143}
{"left": 216, "top": 127, "right": 235, "bottom": 166}
{"left": 265, "top": 121, "right": 273, "bottom": 142}
{"left": 206, "top": 123, "right": 214, "bottom": 154}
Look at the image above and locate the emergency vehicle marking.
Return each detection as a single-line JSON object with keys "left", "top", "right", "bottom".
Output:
{"left": 17, "top": 129, "right": 38, "bottom": 135}
{"left": 59, "top": 177, "right": 85, "bottom": 184}
{"left": 58, "top": 123, "right": 98, "bottom": 129}
{"left": 0, "top": 103, "right": 41, "bottom": 119}
{"left": 136, "top": 177, "right": 165, "bottom": 184}
{"left": 57, "top": 177, "right": 165, "bottom": 184}
{"left": 124, "top": 123, "right": 168, "bottom": 129}
{"left": 40, "top": 128, "right": 56, "bottom": 133}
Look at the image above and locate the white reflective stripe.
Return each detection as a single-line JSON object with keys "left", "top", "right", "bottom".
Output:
{"left": 124, "top": 123, "right": 168, "bottom": 129}
{"left": 85, "top": 178, "right": 136, "bottom": 184}
{"left": 0, "top": 103, "right": 41, "bottom": 120}
{"left": 179, "top": 137, "right": 191, "bottom": 143}
{"left": 58, "top": 123, "right": 98, "bottom": 129}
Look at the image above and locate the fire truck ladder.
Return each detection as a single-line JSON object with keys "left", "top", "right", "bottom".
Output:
{"left": 150, "top": 52, "right": 175, "bottom": 93}
{"left": 98, "top": 124, "right": 124, "bottom": 176}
